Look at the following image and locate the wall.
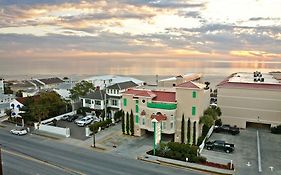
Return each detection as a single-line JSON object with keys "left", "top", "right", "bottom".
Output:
{"left": 217, "top": 87, "right": 281, "bottom": 128}
{"left": 38, "top": 124, "right": 70, "bottom": 137}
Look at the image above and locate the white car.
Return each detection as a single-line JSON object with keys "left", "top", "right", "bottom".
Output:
{"left": 76, "top": 116, "right": 93, "bottom": 127}
{"left": 10, "top": 128, "right": 28, "bottom": 135}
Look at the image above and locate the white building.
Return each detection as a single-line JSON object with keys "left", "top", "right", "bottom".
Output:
{"left": 83, "top": 75, "right": 144, "bottom": 89}
{"left": 0, "top": 93, "right": 15, "bottom": 117}
{"left": 53, "top": 83, "right": 75, "bottom": 100}
{"left": 0, "top": 78, "right": 4, "bottom": 94}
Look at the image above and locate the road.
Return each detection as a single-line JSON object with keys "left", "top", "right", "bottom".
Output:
{"left": 0, "top": 129, "right": 206, "bottom": 175}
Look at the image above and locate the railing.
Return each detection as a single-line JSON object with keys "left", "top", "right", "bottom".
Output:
{"left": 147, "top": 102, "right": 177, "bottom": 110}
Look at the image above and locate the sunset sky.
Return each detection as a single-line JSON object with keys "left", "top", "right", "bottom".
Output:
{"left": 0, "top": 0, "right": 280, "bottom": 76}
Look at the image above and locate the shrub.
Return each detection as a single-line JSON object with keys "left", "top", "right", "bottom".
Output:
{"left": 197, "top": 136, "right": 205, "bottom": 146}
{"left": 271, "top": 125, "right": 281, "bottom": 134}
{"left": 215, "top": 119, "right": 222, "bottom": 126}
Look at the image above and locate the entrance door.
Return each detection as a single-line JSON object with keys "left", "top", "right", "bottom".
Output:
{"left": 246, "top": 122, "right": 271, "bottom": 130}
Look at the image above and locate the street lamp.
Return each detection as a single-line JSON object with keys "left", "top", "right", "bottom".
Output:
{"left": 152, "top": 118, "right": 158, "bottom": 156}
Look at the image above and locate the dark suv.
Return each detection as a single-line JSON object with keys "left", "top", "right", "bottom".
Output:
{"left": 214, "top": 124, "right": 240, "bottom": 135}
{"left": 66, "top": 114, "right": 79, "bottom": 122}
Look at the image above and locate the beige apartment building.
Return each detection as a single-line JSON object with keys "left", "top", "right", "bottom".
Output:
{"left": 217, "top": 72, "right": 281, "bottom": 128}
{"left": 121, "top": 81, "right": 210, "bottom": 144}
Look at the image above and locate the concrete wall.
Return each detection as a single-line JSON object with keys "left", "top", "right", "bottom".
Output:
{"left": 38, "top": 124, "right": 70, "bottom": 137}
{"left": 217, "top": 87, "right": 281, "bottom": 128}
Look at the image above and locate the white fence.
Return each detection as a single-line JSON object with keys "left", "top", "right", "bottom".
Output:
{"left": 199, "top": 125, "right": 214, "bottom": 153}
{"left": 34, "top": 111, "right": 75, "bottom": 137}
{"left": 37, "top": 124, "right": 70, "bottom": 137}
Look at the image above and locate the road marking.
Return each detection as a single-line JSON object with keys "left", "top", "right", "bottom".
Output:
{"left": 3, "top": 149, "right": 86, "bottom": 175}
{"left": 269, "top": 166, "right": 274, "bottom": 171}
{"left": 257, "top": 130, "right": 262, "bottom": 172}
{"left": 246, "top": 162, "right": 251, "bottom": 167}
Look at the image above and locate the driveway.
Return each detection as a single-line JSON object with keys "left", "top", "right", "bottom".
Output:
{"left": 201, "top": 128, "right": 281, "bottom": 175}
{"left": 56, "top": 120, "right": 88, "bottom": 140}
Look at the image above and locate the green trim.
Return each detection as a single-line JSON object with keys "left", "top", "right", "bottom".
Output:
{"left": 147, "top": 102, "right": 177, "bottom": 110}
{"left": 192, "top": 106, "right": 196, "bottom": 116}
{"left": 192, "top": 91, "right": 197, "bottom": 98}
{"left": 123, "top": 98, "right": 127, "bottom": 107}
{"left": 153, "top": 122, "right": 156, "bottom": 156}
{"left": 136, "top": 105, "right": 139, "bottom": 113}
{"left": 136, "top": 115, "right": 139, "bottom": 124}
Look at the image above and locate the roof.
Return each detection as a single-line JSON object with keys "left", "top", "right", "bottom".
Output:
{"left": 16, "top": 95, "right": 40, "bottom": 105}
{"left": 55, "top": 83, "right": 75, "bottom": 90}
{"left": 29, "top": 80, "right": 44, "bottom": 87}
{"left": 106, "top": 81, "right": 138, "bottom": 90}
{"left": 217, "top": 72, "right": 281, "bottom": 91}
{"left": 159, "top": 73, "right": 202, "bottom": 82}
{"left": 38, "top": 77, "right": 64, "bottom": 85}
{"left": 81, "top": 90, "right": 107, "bottom": 100}
{"left": 0, "top": 103, "right": 9, "bottom": 109}
{"left": 123, "top": 89, "right": 176, "bottom": 102}
{"left": 151, "top": 113, "right": 167, "bottom": 121}
{"left": 84, "top": 75, "right": 144, "bottom": 86}
{"left": 176, "top": 81, "right": 205, "bottom": 89}
{"left": 11, "top": 81, "right": 35, "bottom": 88}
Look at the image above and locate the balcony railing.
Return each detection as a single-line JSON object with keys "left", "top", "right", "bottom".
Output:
{"left": 147, "top": 102, "right": 177, "bottom": 110}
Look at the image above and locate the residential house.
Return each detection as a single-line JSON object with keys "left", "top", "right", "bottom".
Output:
{"left": 122, "top": 81, "right": 210, "bottom": 144}
{"left": 158, "top": 73, "right": 202, "bottom": 87}
{"left": 106, "top": 81, "right": 138, "bottom": 116}
{"left": 217, "top": 72, "right": 281, "bottom": 129}
{"left": 0, "top": 78, "right": 4, "bottom": 94}
{"left": 83, "top": 75, "right": 144, "bottom": 89}
{"left": 36, "top": 77, "right": 64, "bottom": 89}
{"left": 53, "top": 82, "right": 75, "bottom": 100}
{"left": 81, "top": 89, "right": 107, "bottom": 111}
{"left": 10, "top": 80, "right": 36, "bottom": 93}
{"left": 0, "top": 93, "right": 15, "bottom": 117}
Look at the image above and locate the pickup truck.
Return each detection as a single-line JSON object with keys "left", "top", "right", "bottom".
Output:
{"left": 214, "top": 125, "right": 240, "bottom": 135}
{"left": 205, "top": 140, "right": 235, "bottom": 153}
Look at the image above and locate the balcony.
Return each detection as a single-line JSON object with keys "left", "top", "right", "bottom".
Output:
{"left": 147, "top": 102, "right": 177, "bottom": 110}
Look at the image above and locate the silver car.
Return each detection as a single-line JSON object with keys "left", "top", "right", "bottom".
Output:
{"left": 10, "top": 128, "right": 28, "bottom": 135}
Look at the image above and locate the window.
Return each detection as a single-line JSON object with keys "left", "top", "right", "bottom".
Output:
{"left": 136, "top": 115, "right": 139, "bottom": 124}
{"left": 95, "top": 100, "right": 101, "bottom": 105}
{"left": 192, "top": 106, "right": 196, "bottom": 116}
{"left": 170, "top": 122, "right": 174, "bottom": 129}
{"left": 85, "top": 99, "right": 91, "bottom": 104}
{"left": 123, "top": 98, "right": 127, "bottom": 107}
{"left": 142, "top": 99, "right": 145, "bottom": 103}
{"left": 192, "top": 91, "right": 197, "bottom": 98}
{"left": 136, "top": 105, "right": 139, "bottom": 113}
{"left": 136, "top": 100, "right": 139, "bottom": 104}
{"left": 112, "top": 99, "right": 118, "bottom": 106}
{"left": 162, "top": 122, "right": 166, "bottom": 129}
{"left": 142, "top": 117, "right": 145, "bottom": 125}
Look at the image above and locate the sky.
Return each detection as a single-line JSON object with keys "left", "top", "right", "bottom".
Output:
{"left": 0, "top": 0, "right": 281, "bottom": 76}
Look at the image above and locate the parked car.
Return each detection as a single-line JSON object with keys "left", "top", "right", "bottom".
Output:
{"left": 76, "top": 116, "right": 93, "bottom": 127}
{"left": 10, "top": 128, "right": 28, "bottom": 136}
{"left": 61, "top": 115, "right": 70, "bottom": 121}
{"left": 205, "top": 140, "right": 235, "bottom": 153}
{"left": 67, "top": 114, "right": 80, "bottom": 122}
{"left": 214, "top": 124, "right": 240, "bottom": 135}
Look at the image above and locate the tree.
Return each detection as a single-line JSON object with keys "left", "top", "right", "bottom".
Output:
{"left": 181, "top": 114, "right": 185, "bottom": 144}
{"left": 70, "top": 80, "right": 95, "bottom": 111}
{"left": 130, "top": 110, "right": 134, "bottom": 136}
{"left": 89, "top": 122, "right": 100, "bottom": 148}
{"left": 121, "top": 111, "right": 125, "bottom": 134}
{"left": 193, "top": 121, "right": 196, "bottom": 145}
{"left": 187, "top": 118, "right": 191, "bottom": 144}
{"left": 126, "top": 112, "right": 130, "bottom": 135}
{"left": 15, "top": 90, "right": 23, "bottom": 97}
{"left": 199, "top": 115, "right": 214, "bottom": 128}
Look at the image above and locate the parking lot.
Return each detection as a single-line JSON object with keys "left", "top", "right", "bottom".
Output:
{"left": 201, "top": 128, "right": 281, "bottom": 175}
{"left": 56, "top": 120, "right": 88, "bottom": 140}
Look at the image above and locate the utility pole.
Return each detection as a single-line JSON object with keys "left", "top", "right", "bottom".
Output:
{"left": 0, "top": 144, "right": 3, "bottom": 175}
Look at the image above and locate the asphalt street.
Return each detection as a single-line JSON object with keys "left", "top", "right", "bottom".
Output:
{"left": 0, "top": 129, "right": 207, "bottom": 175}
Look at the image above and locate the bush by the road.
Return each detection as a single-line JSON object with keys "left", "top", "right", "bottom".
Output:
{"left": 147, "top": 142, "right": 206, "bottom": 163}
{"left": 271, "top": 124, "right": 281, "bottom": 134}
